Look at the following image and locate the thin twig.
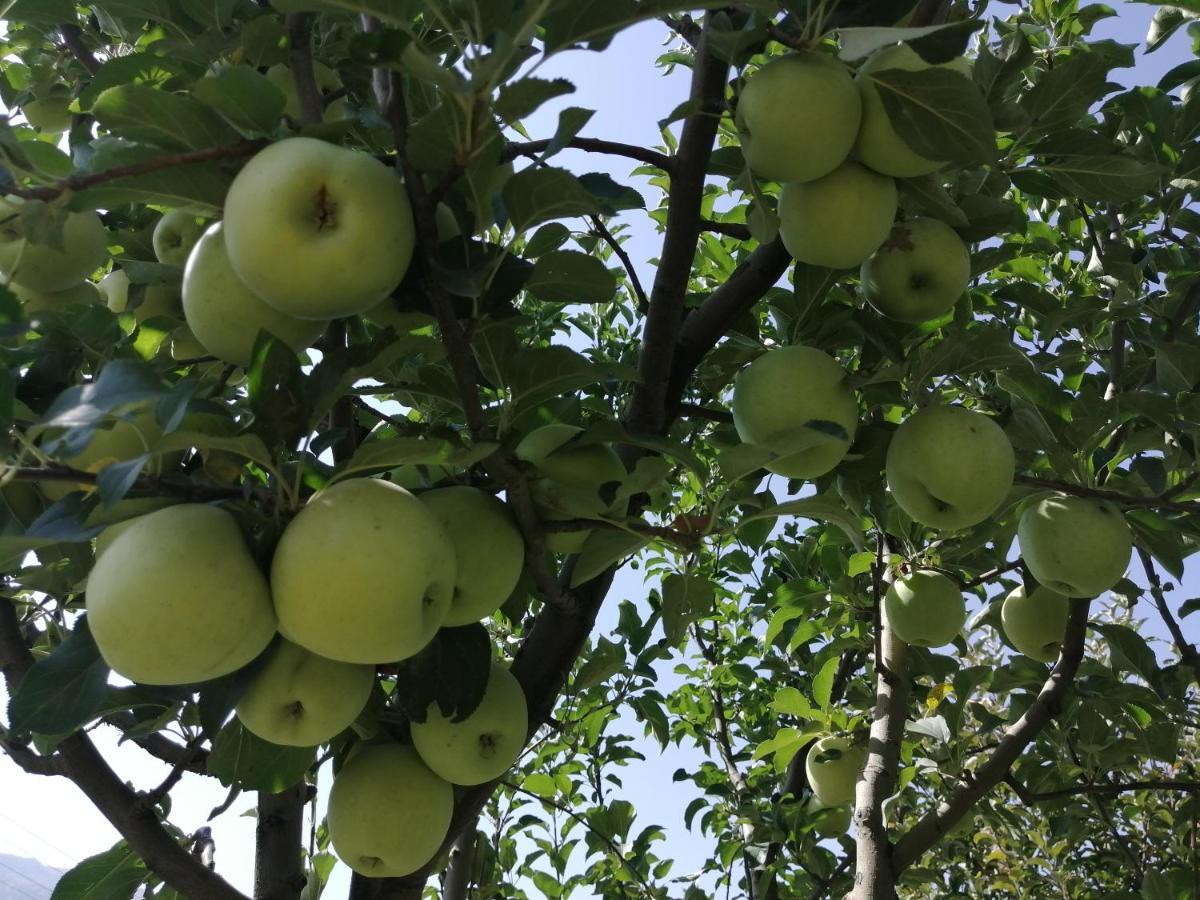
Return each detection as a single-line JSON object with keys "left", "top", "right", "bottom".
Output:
{"left": 4, "top": 465, "right": 247, "bottom": 501}
{"left": 1009, "top": 775, "right": 1200, "bottom": 803}
{"left": 504, "top": 137, "right": 674, "bottom": 172}
{"left": 677, "top": 402, "right": 734, "bottom": 424}
{"left": 589, "top": 215, "right": 648, "bottom": 314}
{"left": 1138, "top": 548, "right": 1200, "bottom": 684}
{"left": 1014, "top": 473, "right": 1200, "bottom": 515}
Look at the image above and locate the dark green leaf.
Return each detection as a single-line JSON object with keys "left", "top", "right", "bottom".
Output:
{"left": 871, "top": 67, "right": 996, "bottom": 164}
{"left": 51, "top": 841, "right": 146, "bottom": 900}
{"left": 8, "top": 617, "right": 110, "bottom": 736}
{"left": 495, "top": 77, "right": 575, "bottom": 121}
{"left": 661, "top": 574, "right": 714, "bottom": 646}
{"left": 245, "top": 335, "right": 307, "bottom": 450}
{"left": 92, "top": 84, "right": 239, "bottom": 151}
{"left": 207, "top": 720, "right": 315, "bottom": 791}
{"left": 1019, "top": 50, "right": 1111, "bottom": 133}
{"left": 526, "top": 250, "right": 618, "bottom": 303}
{"left": 191, "top": 67, "right": 286, "bottom": 135}
{"left": 574, "top": 636, "right": 625, "bottom": 689}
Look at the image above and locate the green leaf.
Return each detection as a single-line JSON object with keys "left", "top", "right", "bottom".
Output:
{"left": 812, "top": 655, "right": 840, "bottom": 711}
{"left": 1155, "top": 341, "right": 1200, "bottom": 392}
{"left": 740, "top": 495, "right": 866, "bottom": 551}
{"left": 574, "top": 636, "right": 625, "bottom": 689}
{"left": 870, "top": 67, "right": 996, "bottom": 164}
{"left": 245, "top": 334, "right": 307, "bottom": 450}
{"left": 207, "top": 720, "right": 316, "bottom": 791}
{"left": 577, "top": 173, "right": 646, "bottom": 213}
{"left": 771, "top": 687, "right": 818, "bottom": 720}
{"left": 50, "top": 841, "right": 146, "bottom": 900}
{"left": 523, "top": 223, "right": 572, "bottom": 257}
{"left": 1095, "top": 623, "right": 1160, "bottom": 684}
{"left": 839, "top": 21, "right": 983, "bottom": 63}
{"left": 540, "top": 0, "right": 731, "bottom": 53}
{"left": 8, "top": 618, "right": 110, "bottom": 736}
{"left": 501, "top": 166, "right": 601, "bottom": 232}
{"left": 392, "top": 624, "right": 493, "bottom": 724}
{"left": 1019, "top": 50, "right": 1111, "bottom": 132}
{"left": 92, "top": 84, "right": 239, "bottom": 151}
{"left": 572, "top": 530, "right": 649, "bottom": 587}
{"left": 526, "top": 250, "right": 617, "bottom": 304}
{"left": 42, "top": 360, "right": 164, "bottom": 429}
{"left": 191, "top": 67, "right": 286, "bottom": 135}
{"left": 495, "top": 77, "right": 575, "bottom": 121}
{"left": 660, "top": 573, "right": 715, "bottom": 646}
{"left": 1020, "top": 155, "right": 1161, "bottom": 202}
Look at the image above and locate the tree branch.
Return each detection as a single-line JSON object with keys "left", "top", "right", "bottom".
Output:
{"left": 254, "top": 784, "right": 308, "bottom": 900}
{"left": 891, "top": 598, "right": 1091, "bottom": 872}
{"left": 589, "top": 215, "right": 648, "bottom": 314}
{"left": 5, "top": 141, "right": 266, "bottom": 202}
{"left": 440, "top": 827, "right": 476, "bottom": 900}
{"left": 5, "top": 465, "right": 248, "bottom": 502}
{"left": 1137, "top": 548, "right": 1200, "bottom": 684}
{"left": 504, "top": 137, "right": 673, "bottom": 173}
{"left": 0, "top": 598, "right": 248, "bottom": 900}
{"left": 0, "top": 726, "right": 63, "bottom": 775}
{"left": 286, "top": 13, "right": 323, "bottom": 126}
{"left": 1014, "top": 473, "right": 1200, "bottom": 515}
{"left": 1009, "top": 776, "right": 1200, "bottom": 803}
{"left": 59, "top": 24, "right": 100, "bottom": 75}
{"left": 701, "top": 219, "right": 752, "bottom": 240}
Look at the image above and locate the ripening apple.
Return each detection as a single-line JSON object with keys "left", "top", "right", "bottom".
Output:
{"left": 271, "top": 478, "right": 456, "bottom": 663}
{"left": 328, "top": 744, "right": 452, "bottom": 878}
{"left": 736, "top": 53, "right": 862, "bottom": 184}
{"left": 1000, "top": 584, "right": 1070, "bottom": 662}
{"left": 94, "top": 516, "right": 140, "bottom": 560}
{"left": 410, "top": 663, "right": 528, "bottom": 785}
{"left": 86, "top": 504, "right": 277, "bottom": 685}
{"left": 265, "top": 62, "right": 349, "bottom": 121}
{"left": 884, "top": 569, "right": 966, "bottom": 648}
{"left": 885, "top": 405, "right": 1014, "bottom": 530}
{"left": 13, "top": 280, "right": 102, "bottom": 313}
{"left": 98, "top": 268, "right": 181, "bottom": 321}
{"left": 0, "top": 198, "right": 108, "bottom": 292}
{"left": 861, "top": 218, "right": 972, "bottom": 323}
{"left": 22, "top": 94, "right": 73, "bottom": 134}
{"left": 40, "top": 408, "right": 168, "bottom": 501}
{"left": 419, "top": 487, "right": 525, "bottom": 626}
{"left": 182, "top": 222, "right": 326, "bottom": 367}
{"left": 855, "top": 43, "right": 974, "bottom": 178}
{"left": 152, "top": 210, "right": 206, "bottom": 266}
{"left": 778, "top": 162, "right": 897, "bottom": 269}
{"left": 806, "top": 735, "right": 866, "bottom": 807}
{"left": 805, "top": 796, "right": 852, "bottom": 837}
{"left": 223, "top": 137, "right": 416, "bottom": 320}
{"left": 514, "top": 424, "right": 627, "bottom": 554}
{"left": 98, "top": 269, "right": 130, "bottom": 312}
{"left": 236, "top": 639, "right": 375, "bottom": 747}
{"left": 731, "top": 345, "right": 858, "bottom": 479}
{"left": 1017, "top": 495, "right": 1132, "bottom": 597}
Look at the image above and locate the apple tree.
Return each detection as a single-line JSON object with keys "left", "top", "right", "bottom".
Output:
{"left": 0, "top": 1, "right": 1198, "bottom": 899}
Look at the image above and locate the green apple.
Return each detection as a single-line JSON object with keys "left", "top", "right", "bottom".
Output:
{"left": 152, "top": 210, "right": 206, "bottom": 266}
{"left": 806, "top": 735, "right": 866, "bottom": 807}
{"left": 854, "top": 43, "right": 974, "bottom": 178}
{"left": 13, "top": 280, "right": 102, "bottom": 313}
{"left": 94, "top": 516, "right": 140, "bottom": 560}
{"left": 884, "top": 569, "right": 965, "bottom": 647}
{"left": 236, "top": 639, "right": 375, "bottom": 746}
{"left": 419, "top": 487, "right": 525, "bottom": 626}
{"left": 223, "top": 137, "right": 416, "bottom": 320}
{"left": 271, "top": 478, "right": 456, "bottom": 663}
{"left": 22, "top": 95, "right": 73, "bottom": 134}
{"left": 778, "top": 162, "right": 897, "bottom": 269}
{"left": 98, "top": 269, "right": 181, "bottom": 321}
{"left": 0, "top": 198, "right": 108, "bottom": 292}
{"left": 731, "top": 345, "right": 858, "bottom": 479}
{"left": 98, "top": 269, "right": 130, "bottom": 312}
{"left": 41, "top": 408, "right": 168, "bottom": 502}
{"left": 265, "top": 62, "right": 349, "bottom": 121}
{"left": 86, "top": 504, "right": 277, "bottom": 685}
{"left": 736, "top": 53, "right": 861, "bottom": 184}
{"left": 861, "top": 217, "right": 971, "bottom": 323}
{"left": 328, "top": 743, "right": 452, "bottom": 878}
{"left": 1017, "top": 495, "right": 1132, "bottom": 597}
{"left": 514, "top": 424, "right": 628, "bottom": 553}
{"left": 410, "top": 663, "right": 528, "bottom": 785}
{"left": 1000, "top": 584, "right": 1070, "bottom": 662}
{"left": 182, "top": 222, "right": 326, "bottom": 367}
{"left": 805, "top": 796, "right": 852, "bottom": 837}
{"left": 885, "top": 405, "right": 1014, "bottom": 530}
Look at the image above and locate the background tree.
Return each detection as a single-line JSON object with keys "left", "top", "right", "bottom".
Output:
{"left": 0, "top": 2, "right": 1198, "bottom": 900}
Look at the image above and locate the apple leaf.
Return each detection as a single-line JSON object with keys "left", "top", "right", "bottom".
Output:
{"left": 51, "top": 840, "right": 147, "bottom": 900}
{"left": 501, "top": 167, "right": 601, "bottom": 233}
{"left": 739, "top": 495, "right": 867, "bottom": 551}
{"left": 838, "top": 20, "right": 983, "bottom": 63}
{"left": 812, "top": 655, "right": 840, "bottom": 711}
{"left": 1018, "top": 49, "right": 1112, "bottom": 133}
{"left": 572, "top": 530, "right": 649, "bottom": 588}
{"left": 573, "top": 636, "right": 625, "bottom": 690}
{"left": 539, "top": 0, "right": 731, "bottom": 54}
{"left": 870, "top": 67, "right": 996, "bottom": 165}
{"left": 41, "top": 360, "right": 165, "bottom": 430}
{"left": 192, "top": 67, "right": 286, "bottom": 136}
{"left": 660, "top": 573, "right": 715, "bottom": 646}
{"left": 393, "top": 624, "right": 492, "bottom": 724}
{"left": 245, "top": 334, "right": 307, "bottom": 450}
{"left": 92, "top": 84, "right": 239, "bottom": 151}
{"left": 526, "top": 250, "right": 618, "bottom": 304}
{"left": 8, "top": 617, "right": 111, "bottom": 736}
{"left": 207, "top": 720, "right": 316, "bottom": 792}
{"left": 495, "top": 77, "right": 576, "bottom": 122}
{"left": 1014, "top": 155, "right": 1161, "bottom": 202}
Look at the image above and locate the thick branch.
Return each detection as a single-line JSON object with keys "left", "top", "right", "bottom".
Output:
{"left": 59, "top": 24, "right": 101, "bottom": 75}
{"left": 440, "top": 827, "right": 476, "bottom": 900}
{"left": 701, "top": 219, "right": 752, "bottom": 240}
{"left": 0, "top": 727, "right": 63, "bottom": 775}
{"left": 504, "top": 137, "right": 673, "bottom": 173}
{"left": 1009, "top": 777, "right": 1200, "bottom": 803}
{"left": 1014, "top": 474, "right": 1200, "bottom": 515}
{"left": 891, "top": 599, "right": 1091, "bottom": 872}
{"left": 286, "top": 14, "right": 323, "bottom": 126}
{"left": 6, "top": 141, "right": 266, "bottom": 202}
{"left": 254, "top": 784, "right": 308, "bottom": 900}
{"left": 1138, "top": 549, "right": 1200, "bottom": 684}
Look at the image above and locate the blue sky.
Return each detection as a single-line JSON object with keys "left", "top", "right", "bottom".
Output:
{"left": 1, "top": 4, "right": 1197, "bottom": 898}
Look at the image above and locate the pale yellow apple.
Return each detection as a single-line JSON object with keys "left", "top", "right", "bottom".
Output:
{"left": 1017, "top": 495, "right": 1132, "bottom": 597}
{"left": 419, "top": 487, "right": 525, "bottom": 625}
{"left": 736, "top": 53, "right": 861, "bottom": 184}
{"left": 99, "top": 269, "right": 181, "bottom": 321}
{"left": 182, "top": 222, "right": 325, "bottom": 367}
{"left": 13, "top": 281, "right": 102, "bottom": 314}
{"left": 0, "top": 198, "right": 108, "bottom": 292}
{"left": 806, "top": 735, "right": 866, "bottom": 807}
{"left": 1000, "top": 584, "right": 1070, "bottom": 662}
{"left": 328, "top": 743, "right": 452, "bottom": 878}
{"left": 98, "top": 269, "right": 130, "bottom": 312}
{"left": 514, "top": 424, "right": 627, "bottom": 553}
{"left": 265, "top": 62, "right": 349, "bottom": 121}
{"left": 855, "top": 44, "right": 974, "bottom": 178}
{"left": 270, "top": 478, "right": 456, "bottom": 663}
{"left": 22, "top": 95, "right": 73, "bottom": 134}
{"left": 223, "top": 137, "right": 416, "bottom": 319}
{"left": 93, "top": 516, "right": 140, "bottom": 560}
{"left": 236, "top": 639, "right": 375, "bottom": 746}
{"left": 731, "top": 345, "right": 858, "bottom": 479}
{"left": 805, "top": 796, "right": 852, "bottom": 837}
{"left": 883, "top": 569, "right": 965, "bottom": 648}
{"left": 885, "top": 405, "right": 1014, "bottom": 530}
{"left": 86, "top": 504, "right": 277, "bottom": 685}
{"left": 152, "top": 209, "right": 206, "bottom": 266}
{"left": 778, "top": 162, "right": 897, "bottom": 269}
{"left": 861, "top": 217, "right": 971, "bottom": 323}
{"left": 410, "top": 663, "right": 528, "bottom": 785}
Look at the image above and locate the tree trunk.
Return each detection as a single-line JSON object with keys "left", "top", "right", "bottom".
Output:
{"left": 441, "top": 828, "right": 476, "bottom": 900}
{"left": 348, "top": 873, "right": 427, "bottom": 900}
{"left": 254, "top": 784, "right": 307, "bottom": 900}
